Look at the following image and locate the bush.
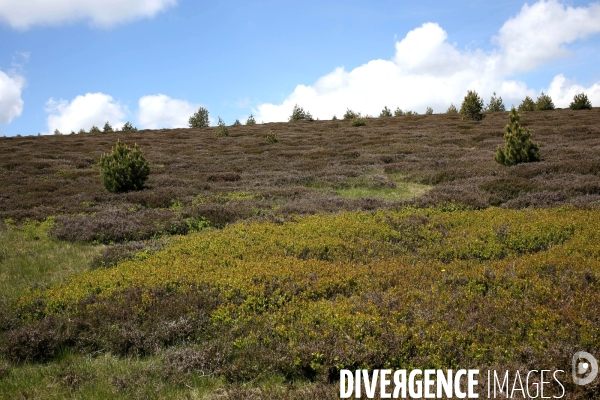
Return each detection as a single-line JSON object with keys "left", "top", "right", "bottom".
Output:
{"left": 233, "top": 119, "right": 242, "bottom": 126}
{"left": 570, "top": 93, "right": 592, "bottom": 110}
{"left": 350, "top": 117, "right": 366, "bottom": 127}
{"left": 495, "top": 107, "right": 540, "bottom": 166}
{"left": 425, "top": 107, "right": 433, "bottom": 115}
{"left": 289, "top": 104, "right": 314, "bottom": 122}
{"left": 266, "top": 131, "right": 279, "bottom": 143}
{"left": 122, "top": 122, "right": 138, "bottom": 131}
{"left": 215, "top": 117, "right": 229, "bottom": 137}
{"left": 331, "top": 115, "right": 337, "bottom": 120}
{"left": 486, "top": 92, "right": 505, "bottom": 112}
{"left": 90, "top": 125, "right": 101, "bottom": 134}
{"left": 536, "top": 91, "right": 555, "bottom": 111}
{"left": 518, "top": 96, "right": 536, "bottom": 112}
{"left": 379, "top": 106, "right": 392, "bottom": 117}
{"left": 99, "top": 139, "right": 150, "bottom": 193}
{"left": 405, "top": 110, "right": 417, "bottom": 116}
{"left": 53, "top": 129, "right": 62, "bottom": 135}
{"left": 78, "top": 128, "right": 86, "bottom": 134}
{"left": 394, "top": 107, "right": 404, "bottom": 116}
{"left": 103, "top": 122, "right": 114, "bottom": 133}
{"left": 460, "top": 90, "right": 485, "bottom": 121}
{"left": 188, "top": 107, "right": 210, "bottom": 128}
{"left": 246, "top": 114, "right": 256, "bottom": 125}
{"left": 446, "top": 104, "right": 458, "bottom": 114}
{"left": 343, "top": 108, "right": 360, "bottom": 120}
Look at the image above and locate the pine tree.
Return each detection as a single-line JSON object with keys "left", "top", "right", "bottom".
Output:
{"left": 103, "top": 122, "right": 114, "bottom": 133}
{"left": 460, "top": 90, "right": 485, "bottom": 121}
{"left": 122, "top": 122, "right": 138, "bottom": 131}
{"left": 289, "top": 104, "right": 314, "bottom": 121}
{"left": 394, "top": 107, "right": 404, "bottom": 117}
{"left": 446, "top": 104, "right": 458, "bottom": 114}
{"left": 99, "top": 140, "right": 150, "bottom": 193}
{"left": 495, "top": 107, "right": 540, "bottom": 166}
{"left": 486, "top": 92, "right": 506, "bottom": 112}
{"left": 189, "top": 107, "right": 210, "bottom": 128}
{"left": 215, "top": 117, "right": 229, "bottom": 137}
{"left": 518, "top": 96, "right": 536, "bottom": 112}
{"left": 425, "top": 107, "right": 433, "bottom": 115}
{"left": 233, "top": 119, "right": 242, "bottom": 126}
{"left": 246, "top": 114, "right": 256, "bottom": 125}
{"left": 379, "top": 106, "right": 392, "bottom": 117}
{"left": 536, "top": 92, "right": 555, "bottom": 111}
{"left": 570, "top": 93, "right": 592, "bottom": 110}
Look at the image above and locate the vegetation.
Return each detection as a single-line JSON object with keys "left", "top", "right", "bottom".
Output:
{"left": 289, "top": 104, "right": 314, "bottom": 122}
{"left": 98, "top": 140, "right": 150, "bottom": 193}
{"left": 394, "top": 107, "right": 404, "bottom": 116}
{"left": 265, "top": 131, "right": 279, "bottom": 143}
{"left": 446, "top": 104, "right": 458, "bottom": 114}
{"left": 379, "top": 106, "right": 392, "bottom": 117}
{"left": 188, "top": 107, "right": 210, "bottom": 128}
{"left": 425, "top": 107, "right": 433, "bottom": 115}
{"left": 53, "top": 129, "right": 62, "bottom": 135}
{"left": 486, "top": 91, "right": 505, "bottom": 112}
{"left": 246, "top": 114, "right": 256, "bottom": 125}
{"left": 570, "top": 92, "right": 592, "bottom": 110}
{"left": 343, "top": 108, "right": 360, "bottom": 120}
{"left": 460, "top": 90, "right": 485, "bottom": 121}
{"left": 350, "top": 117, "right": 366, "bottom": 126}
{"left": 215, "top": 117, "right": 229, "bottom": 137}
{"left": 89, "top": 125, "right": 101, "bottom": 134}
{"left": 232, "top": 119, "right": 241, "bottom": 126}
{"left": 122, "top": 122, "right": 138, "bottom": 132}
{"left": 495, "top": 107, "right": 540, "bottom": 166}
{"left": 518, "top": 96, "right": 536, "bottom": 111}
{"left": 103, "top": 122, "right": 114, "bottom": 133}
{"left": 536, "top": 91, "right": 555, "bottom": 111}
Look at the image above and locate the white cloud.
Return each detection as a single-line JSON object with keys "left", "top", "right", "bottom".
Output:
{"left": 45, "top": 92, "right": 127, "bottom": 134}
{"left": 0, "top": 70, "right": 25, "bottom": 124}
{"left": 547, "top": 74, "right": 600, "bottom": 108}
{"left": 137, "top": 94, "right": 202, "bottom": 129}
{"left": 254, "top": 0, "right": 600, "bottom": 122}
{"left": 0, "top": 0, "right": 177, "bottom": 29}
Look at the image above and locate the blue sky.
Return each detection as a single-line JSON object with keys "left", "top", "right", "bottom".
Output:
{"left": 1, "top": 0, "right": 599, "bottom": 136}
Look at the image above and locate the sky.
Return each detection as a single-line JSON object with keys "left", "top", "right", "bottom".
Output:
{"left": 1, "top": 0, "right": 600, "bottom": 136}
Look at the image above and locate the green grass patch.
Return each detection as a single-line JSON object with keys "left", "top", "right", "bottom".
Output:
{"left": 335, "top": 170, "right": 431, "bottom": 200}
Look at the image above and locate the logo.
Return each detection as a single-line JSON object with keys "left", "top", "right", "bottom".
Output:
{"left": 572, "top": 351, "right": 598, "bottom": 386}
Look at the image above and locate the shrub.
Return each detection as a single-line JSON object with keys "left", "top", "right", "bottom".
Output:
{"left": 122, "top": 122, "right": 138, "bottom": 131}
{"left": 188, "top": 107, "right": 210, "bottom": 128}
{"left": 518, "top": 96, "right": 536, "bottom": 112}
{"left": 343, "top": 108, "right": 360, "bottom": 120}
{"left": 331, "top": 115, "right": 337, "bottom": 120}
{"left": 495, "top": 107, "right": 540, "bottom": 166}
{"left": 486, "top": 92, "right": 506, "bottom": 112}
{"left": 536, "top": 91, "right": 555, "bottom": 111}
{"left": 289, "top": 104, "right": 314, "bottom": 122}
{"left": 246, "top": 114, "right": 256, "bottom": 125}
{"left": 570, "top": 93, "right": 592, "bottom": 110}
{"left": 425, "top": 107, "right": 433, "bottom": 115}
{"left": 90, "top": 125, "right": 101, "bottom": 134}
{"left": 460, "top": 90, "right": 485, "bottom": 121}
{"left": 53, "top": 129, "right": 62, "bottom": 135}
{"left": 103, "top": 122, "right": 114, "bottom": 133}
{"left": 394, "top": 107, "right": 404, "bottom": 116}
{"left": 99, "top": 139, "right": 150, "bottom": 193}
{"left": 215, "top": 117, "right": 229, "bottom": 137}
{"left": 379, "top": 106, "right": 392, "bottom": 117}
{"left": 266, "top": 131, "right": 279, "bottom": 143}
{"left": 233, "top": 119, "right": 242, "bottom": 126}
{"left": 350, "top": 117, "right": 366, "bottom": 127}
{"left": 78, "top": 128, "right": 86, "bottom": 134}
{"left": 446, "top": 104, "right": 458, "bottom": 114}
{"left": 405, "top": 110, "right": 417, "bottom": 116}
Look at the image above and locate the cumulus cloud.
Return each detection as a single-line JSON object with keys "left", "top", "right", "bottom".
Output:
{"left": 0, "top": 70, "right": 25, "bottom": 124}
{"left": 45, "top": 92, "right": 127, "bottom": 134}
{"left": 137, "top": 94, "right": 202, "bottom": 129}
{"left": 0, "top": 0, "right": 177, "bottom": 29}
{"left": 254, "top": 0, "right": 600, "bottom": 122}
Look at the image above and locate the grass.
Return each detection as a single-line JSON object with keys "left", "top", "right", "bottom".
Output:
{"left": 335, "top": 170, "right": 431, "bottom": 200}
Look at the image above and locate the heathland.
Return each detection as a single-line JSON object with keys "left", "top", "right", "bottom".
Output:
{"left": 1, "top": 108, "right": 599, "bottom": 398}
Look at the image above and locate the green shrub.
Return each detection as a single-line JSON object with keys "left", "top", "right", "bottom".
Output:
{"left": 379, "top": 106, "right": 392, "bottom": 117}
{"left": 188, "top": 107, "right": 210, "bottom": 128}
{"left": 343, "top": 108, "right": 360, "bottom": 120}
{"left": 99, "top": 140, "right": 150, "bottom": 193}
{"left": 289, "top": 104, "right": 314, "bottom": 122}
{"left": 495, "top": 107, "right": 540, "bottom": 166}
{"left": 446, "top": 104, "right": 458, "bottom": 114}
{"left": 246, "top": 114, "right": 256, "bottom": 125}
{"left": 332, "top": 115, "right": 337, "bottom": 120}
{"left": 536, "top": 91, "right": 555, "bottom": 111}
{"left": 517, "top": 96, "right": 536, "bottom": 112}
{"left": 394, "top": 107, "right": 404, "bottom": 116}
{"left": 266, "top": 131, "right": 279, "bottom": 143}
{"left": 570, "top": 93, "right": 592, "bottom": 110}
{"left": 405, "top": 110, "right": 417, "bottom": 116}
{"left": 350, "top": 117, "right": 366, "bottom": 126}
{"left": 425, "top": 107, "right": 433, "bottom": 115}
{"left": 122, "top": 122, "right": 138, "bottom": 131}
{"left": 78, "top": 128, "right": 86, "bottom": 134}
{"left": 53, "top": 129, "right": 62, "bottom": 136}
{"left": 215, "top": 117, "right": 229, "bottom": 137}
{"left": 103, "top": 122, "right": 114, "bottom": 133}
{"left": 90, "top": 125, "right": 101, "bottom": 134}
{"left": 486, "top": 92, "right": 505, "bottom": 112}
{"left": 460, "top": 90, "right": 485, "bottom": 121}
{"left": 233, "top": 119, "right": 242, "bottom": 126}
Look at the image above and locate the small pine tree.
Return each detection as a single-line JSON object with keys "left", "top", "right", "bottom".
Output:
{"left": 233, "top": 119, "right": 242, "bottom": 126}
{"left": 289, "top": 104, "right": 314, "bottom": 122}
{"left": 99, "top": 139, "right": 150, "bottom": 193}
{"left": 215, "top": 117, "right": 229, "bottom": 137}
{"left": 53, "top": 129, "right": 62, "bottom": 135}
{"left": 350, "top": 117, "right": 366, "bottom": 126}
{"left": 379, "top": 106, "right": 392, "bottom": 117}
{"left": 536, "top": 92, "right": 555, "bottom": 111}
{"left": 486, "top": 92, "right": 506, "bottom": 112}
{"left": 332, "top": 115, "right": 338, "bottom": 120}
{"left": 343, "top": 108, "right": 360, "bottom": 120}
{"left": 446, "top": 104, "right": 458, "bottom": 114}
{"left": 266, "top": 131, "right": 279, "bottom": 143}
{"left": 495, "top": 107, "right": 540, "bottom": 166}
{"left": 460, "top": 90, "right": 485, "bottom": 121}
{"left": 189, "top": 107, "right": 210, "bottom": 128}
{"left": 122, "top": 122, "right": 138, "bottom": 131}
{"left": 246, "top": 114, "right": 256, "bottom": 125}
{"left": 425, "top": 107, "right": 433, "bottom": 115}
{"left": 90, "top": 125, "right": 101, "bottom": 134}
{"left": 405, "top": 110, "right": 417, "bottom": 116}
{"left": 78, "top": 128, "right": 86, "bottom": 134}
{"left": 103, "top": 122, "right": 113, "bottom": 133}
{"left": 570, "top": 93, "right": 592, "bottom": 110}
{"left": 394, "top": 107, "right": 404, "bottom": 117}
{"left": 518, "top": 96, "right": 536, "bottom": 112}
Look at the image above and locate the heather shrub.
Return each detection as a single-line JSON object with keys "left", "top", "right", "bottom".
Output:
{"left": 536, "top": 91, "right": 555, "bottom": 111}
{"left": 266, "top": 131, "right": 279, "bottom": 143}
{"left": 425, "top": 107, "right": 433, "bottom": 115}
{"left": 379, "top": 106, "right": 392, "bottom": 117}
{"left": 289, "top": 104, "right": 314, "bottom": 122}
{"left": 518, "top": 96, "right": 536, "bottom": 111}
{"left": 188, "top": 107, "right": 210, "bottom": 128}
{"left": 89, "top": 125, "right": 101, "bottom": 134}
{"left": 460, "top": 90, "right": 485, "bottom": 121}
{"left": 103, "top": 122, "right": 114, "bottom": 133}
{"left": 495, "top": 107, "right": 540, "bottom": 166}
{"left": 343, "top": 108, "right": 360, "bottom": 120}
{"left": 215, "top": 117, "right": 229, "bottom": 137}
{"left": 486, "top": 92, "right": 505, "bottom": 112}
{"left": 122, "top": 122, "right": 138, "bottom": 131}
{"left": 446, "top": 104, "right": 458, "bottom": 114}
{"left": 99, "top": 139, "right": 150, "bottom": 193}
{"left": 394, "top": 107, "right": 404, "bottom": 116}
{"left": 570, "top": 93, "right": 592, "bottom": 110}
{"left": 246, "top": 114, "right": 256, "bottom": 125}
